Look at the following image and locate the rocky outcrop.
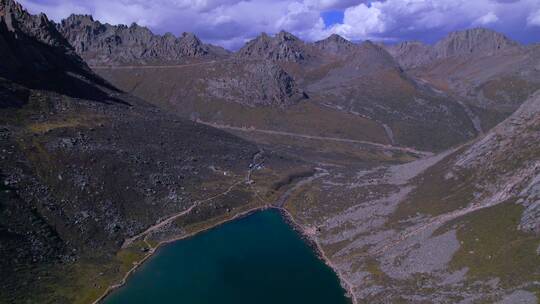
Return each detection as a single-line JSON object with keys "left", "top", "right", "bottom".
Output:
{"left": 313, "top": 34, "right": 356, "bottom": 56}
{"left": 236, "top": 31, "right": 310, "bottom": 62}
{"left": 206, "top": 60, "right": 306, "bottom": 107}
{"left": 57, "top": 14, "right": 229, "bottom": 65}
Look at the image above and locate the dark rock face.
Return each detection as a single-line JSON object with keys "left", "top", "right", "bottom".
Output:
{"left": 313, "top": 34, "right": 356, "bottom": 56}
{"left": 236, "top": 31, "right": 309, "bottom": 62}
{"left": 0, "top": 0, "right": 82, "bottom": 72}
{"left": 57, "top": 14, "right": 229, "bottom": 65}
{"left": 0, "top": 0, "right": 69, "bottom": 48}
{"left": 0, "top": 0, "right": 117, "bottom": 102}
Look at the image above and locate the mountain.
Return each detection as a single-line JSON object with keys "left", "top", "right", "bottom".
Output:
{"left": 302, "top": 40, "right": 477, "bottom": 150}
{"left": 57, "top": 14, "right": 229, "bottom": 66}
{"left": 387, "top": 28, "right": 520, "bottom": 69}
{"left": 0, "top": 1, "right": 304, "bottom": 303}
{"left": 433, "top": 28, "right": 519, "bottom": 58}
{"left": 384, "top": 28, "right": 540, "bottom": 132}
{"left": 236, "top": 31, "right": 312, "bottom": 63}
{"left": 313, "top": 34, "right": 357, "bottom": 56}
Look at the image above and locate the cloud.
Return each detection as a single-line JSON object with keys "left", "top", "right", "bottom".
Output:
{"left": 331, "top": 3, "right": 386, "bottom": 39}
{"left": 474, "top": 12, "right": 499, "bottom": 25}
{"left": 16, "top": 0, "right": 540, "bottom": 48}
{"left": 19, "top": 0, "right": 90, "bottom": 21}
{"left": 528, "top": 9, "right": 540, "bottom": 27}
{"left": 323, "top": 0, "right": 540, "bottom": 42}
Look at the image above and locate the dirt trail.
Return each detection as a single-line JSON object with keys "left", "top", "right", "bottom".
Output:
{"left": 121, "top": 179, "right": 243, "bottom": 248}
{"left": 200, "top": 121, "right": 433, "bottom": 157}
{"left": 90, "top": 60, "right": 218, "bottom": 70}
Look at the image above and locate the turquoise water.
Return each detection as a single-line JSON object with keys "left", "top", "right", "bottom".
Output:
{"left": 104, "top": 210, "right": 351, "bottom": 304}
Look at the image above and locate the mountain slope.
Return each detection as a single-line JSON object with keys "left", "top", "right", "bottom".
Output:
{"left": 303, "top": 41, "right": 477, "bottom": 150}
{"left": 385, "top": 41, "right": 434, "bottom": 69}
{"left": 286, "top": 89, "right": 540, "bottom": 303}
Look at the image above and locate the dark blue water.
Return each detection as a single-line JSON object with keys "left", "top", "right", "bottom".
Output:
{"left": 104, "top": 210, "right": 351, "bottom": 304}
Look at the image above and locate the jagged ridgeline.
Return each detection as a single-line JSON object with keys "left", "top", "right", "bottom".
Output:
{"left": 89, "top": 28, "right": 486, "bottom": 152}
{"left": 0, "top": 1, "right": 306, "bottom": 303}
{"left": 57, "top": 14, "right": 230, "bottom": 66}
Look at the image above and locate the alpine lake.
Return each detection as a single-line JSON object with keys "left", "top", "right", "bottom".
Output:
{"left": 104, "top": 210, "right": 351, "bottom": 304}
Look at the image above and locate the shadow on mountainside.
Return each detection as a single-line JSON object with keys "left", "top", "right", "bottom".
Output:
{"left": 0, "top": 21, "right": 128, "bottom": 107}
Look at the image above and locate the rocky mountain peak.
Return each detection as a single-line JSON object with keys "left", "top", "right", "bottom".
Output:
{"left": 276, "top": 30, "right": 300, "bottom": 42}
{"left": 434, "top": 27, "right": 519, "bottom": 58}
{"left": 313, "top": 34, "right": 356, "bottom": 55}
{"left": 0, "top": 0, "right": 22, "bottom": 15}
{"left": 1, "top": 0, "right": 71, "bottom": 48}
{"left": 328, "top": 34, "right": 350, "bottom": 43}
{"left": 237, "top": 31, "right": 309, "bottom": 62}
{"left": 206, "top": 60, "right": 307, "bottom": 108}
{"left": 63, "top": 14, "right": 94, "bottom": 25}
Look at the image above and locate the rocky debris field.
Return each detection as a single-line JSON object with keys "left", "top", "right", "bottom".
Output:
{"left": 286, "top": 92, "right": 540, "bottom": 303}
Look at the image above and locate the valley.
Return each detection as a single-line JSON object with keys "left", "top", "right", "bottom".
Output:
{"left": 1, "top": 1, "right": 539, "bottom": 303}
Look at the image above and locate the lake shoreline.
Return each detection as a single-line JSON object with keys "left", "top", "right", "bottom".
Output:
{"left": 277, "top": 208, "right": 356, "bottom": 304}
{"left": 94, "top": 180, "right": 356, "bottom": 304}
{"left": 92, "top": 204, "right": 272, "bottom": 304}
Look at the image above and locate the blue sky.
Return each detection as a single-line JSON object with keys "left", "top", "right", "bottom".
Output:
{"left": 322, "top": 10, "right": 344, "bottom": 27}
{"left": 20, "top": 0, "right": 540, "bottom": 49}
